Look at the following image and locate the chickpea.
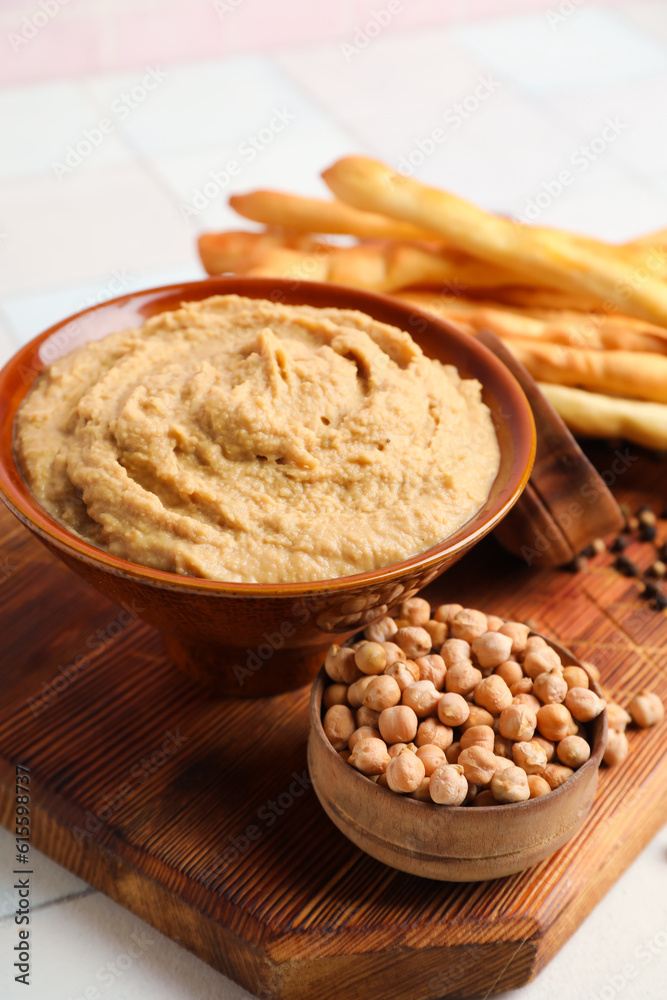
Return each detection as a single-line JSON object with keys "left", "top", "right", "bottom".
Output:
{"left": 557, "top": 735, "right": 590, "bottom": 769}
{"left": 512, "top": 740, "right": 548, "bottom": 775}
{"left": 347, "top": 675, "right": 374, "bottom": 709}
{"left": 355, "top": 641, "right": 387, "bottom": 675}
{"left": 499, "top": 703, "right": 537, "bottom": 742}
{"left": 607, "top": 701, "right": 632, "bottom": 732}
{"left": 628, "top": 689, "right": 664, "bottom": 728}
{"left": 402, "top": 680, "right": 441, "bottom": 718}
{"left": 415, "top": 717, "right": 453, "bottom": 751}
{"left": 581, "top": 660, "right": 601, "bottom": 683}
{"left": 399, "top": 597, "right": 431, "bottom": 626}
{"left": 495, "top": 660, "right": 524, "bottom": 688}
{"left": 355, "top": 706, "right": 380, "bottom": 729}
{"left": 395, "top": 626, "right": 432, "bottom": 660}
{"left": 323, "top": 683, "right": 349, "bottom": 710}
{"left": 472, "top": 631, "right": 513, "bottom": 669}
{"left": 603, "top": 729, "right": 629, "bottom": 767}
{"left": 363, "top": 674, "right": 402, "bottom": 712}
{"left": 415, "top": 653, "right": 447, "bottom": 690}
{"left": 499, "top": 621, "right": 530, "bottom": 657}
{"left": 386, "top": 748, "right": 426, "bottom": 793}
{"left": 382, "top": 641, "right": 405, "bottom": 667}
{"left": 388, "top": 741, "right": 417, "bottom": 758}
{"left": 474, "top": 674, "right": 513, "bottom": 715}
{"left": 384, "top": 660, "right": 419, "bottom": 693}
{"left": 458, "top": 746, "right": 499, "bottom": 786}
{"left": 378, "top": 705, "right": 418, "bottom": 745}
{"left": 411, "top": 776, "right": 432, "bottom": 801}
{"left": 433, "top": 602, "right": 463, "bottom": 624}
{"left": 323, "top": 704, "right": 356, "bottom": 750}
{"left": 524, "top": 646, "right": 561, "bottom": 680}
{"left": 494, "top": 733, "right": 515, "bottom": 760}
{"left": 542, "top": 763, "right": 574, "bottom": 789}
{"left": 376, "top": 771, "right": 389, "bottom": 787}
{"left": 424, "top": 619, "right": 448, "bottom": 648}
{"left": 525, "top": 635, "right": 547, "bottom": 654}
{"left": 565, "top": 687, "right": 605, "bottom": 723}
{"left": 562, "top": 666, "right": 589, "bottom": 690}
{"left": 348, "top": 725, "right": 380, "bottom": 751}
{"left": 416, "top": 743, "right": 447, "bottom": 776}
{"left": 429, "top": 763, "right": 468, "bottom": 805}
{"left": 450, "top": 608, "right": 488, "bottom": 644}
{"left": 485, "top": 614, "right": 505, "bottom": 632}
{"left": 527, "top": 774, "right": 552, "bottom": 798}
{"left": 491, "top": 765, "right": 530, "bottom": 803}
{"left": 533, "top": 669, "right": 568, "bottom": 706}
{"left": 460, "top": 705, "right": 495, "bottom": 730}
{"left": 460, "top": 725, "right": 495, "bottom": 752}
{"left": 348, "top": 737, "right": 391, "bottom": 775}
{"left": 445, "top": 741, "right": 461, "bottom": 764}
{"left": 441, "top": 638, "right": 472, "bottom": 667}
{"left": 324, "top": 644, "right": 359, "bottom": 684}
{"left": 510, "top": 676, "right": 534, "bottom": 697}
{"left": 437, "top": 692, "right": 470, "bottom": 728}
{"left": 531, "top": 735, "right": 556, "bottom": 762}
{"left": 537, "top": 703, "right": 574, "bottom": 742}
{"left": 513, "top": 693, "right": 542, "bottom": 715}
{"left": 445, "top": 660, "right": 482, "bottom": 697}
{"left": 364, "top": 615, "right": 398, "bottom": 644}
{"left": 471, "top": 789, "right": 497, "bottom": 807}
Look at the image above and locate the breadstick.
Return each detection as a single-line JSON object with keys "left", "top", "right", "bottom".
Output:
{"left": 539, "top": 383, "right": 667, "bottom": 451}
{"left": 229, "top": 190, "right": 440, "bottom": 241}
{"left": 322, "top": 156, "right": 667, "bottom": 325}
{"left": 506, "top": 339, "right": 667, "bottom": 404}
{"left": 198, "top": 230, "right": 318, "bottom": 275}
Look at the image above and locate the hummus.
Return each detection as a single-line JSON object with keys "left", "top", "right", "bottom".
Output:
{"left": 15, "top": 295, "right": 500, "bottom": 583}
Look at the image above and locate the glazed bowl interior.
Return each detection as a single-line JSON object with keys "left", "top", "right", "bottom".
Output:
{"left": 0, "top": 277, "right": 536, "bottom": 696}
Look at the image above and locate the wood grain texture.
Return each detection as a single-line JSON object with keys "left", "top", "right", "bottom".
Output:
{"left": 0, "top": 443, "right": 666, "bottom": 1000}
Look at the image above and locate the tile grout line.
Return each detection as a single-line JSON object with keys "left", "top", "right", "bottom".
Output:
{"left": 0, "top": 886, "right": 97, "bottom": 926}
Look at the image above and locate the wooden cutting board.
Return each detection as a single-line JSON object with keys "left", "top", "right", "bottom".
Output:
{"left": 0, "top": 442, "right": 666, "bottom": 1000}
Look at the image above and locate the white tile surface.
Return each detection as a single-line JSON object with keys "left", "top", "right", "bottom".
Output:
{"left": 85, "top": 56, "right": 338, "bottom": 159}
{"left": 453, "top": 6, "right": 667, "bottom": 93}
{"left": 0, "top": 80, "right": 133, "bottom": 181}
{"left": 0, "top": 164, "right": 190, "bottom": 295}
{"left": 543, "top": 71, "right": 667, "bottom": 179}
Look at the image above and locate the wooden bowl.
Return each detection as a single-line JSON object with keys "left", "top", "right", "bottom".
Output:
{"left": 308, "top": 634, "right": 607, "bottom": 881}
{"left": 0, "top": 277, "right": 535, "bottom": 698}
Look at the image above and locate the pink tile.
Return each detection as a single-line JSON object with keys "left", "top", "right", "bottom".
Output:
{"left": 0, "top": 0, "right": 626, "bottom": 88}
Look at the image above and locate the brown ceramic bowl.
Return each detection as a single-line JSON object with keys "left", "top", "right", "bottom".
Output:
{"left": 308, "top": 635, "right": 607, "bottom": 881}
{"left": 0, "top": 277, "right": 535, "bottom": 697}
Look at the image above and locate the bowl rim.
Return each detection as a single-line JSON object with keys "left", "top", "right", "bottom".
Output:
{"left": 309, "top": 630, "right": 607, "bottom": 815}
{"left": 0, "top": 276, "right": 536, "bottom": 597}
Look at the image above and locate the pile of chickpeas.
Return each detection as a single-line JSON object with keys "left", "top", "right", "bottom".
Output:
{"left": 321, "top": 599, "right": 664, "bottom": 807}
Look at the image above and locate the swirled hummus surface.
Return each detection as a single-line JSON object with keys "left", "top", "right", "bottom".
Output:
{"left": 14, "top": 295, "right": 500, "bottom": 583}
